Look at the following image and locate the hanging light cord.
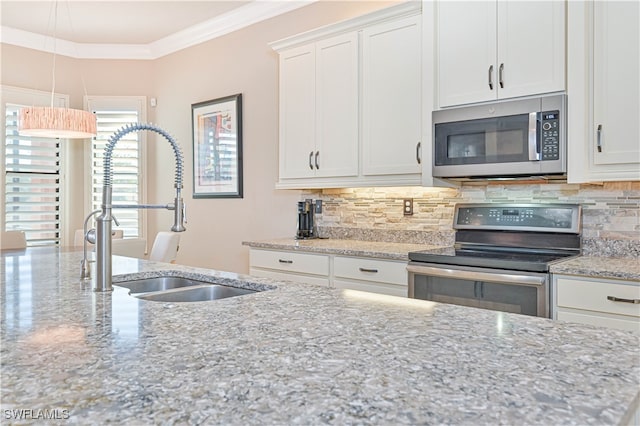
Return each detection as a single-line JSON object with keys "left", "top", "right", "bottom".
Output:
{"left": 62, "top": 0, "right": 90, "bottom": 101}
{"left": 45, "top": 0, "right": 59, "bottom": 108}
{"left": 45, "top": 0, "right": 91, "bottom": 108}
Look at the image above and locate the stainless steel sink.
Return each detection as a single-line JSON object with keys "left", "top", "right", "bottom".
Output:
{"left": 115, "top": 276, "right": 205, "bottom": 294}
{"left": 135, "top": 284, "right": 256, "bottom": 302}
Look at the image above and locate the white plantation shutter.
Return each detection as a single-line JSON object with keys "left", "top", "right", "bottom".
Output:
{"left": 91, "top": 109, "right": 141, "bottom": 238}
{"left": 4, "top": 103, "right": 62, "bottom": 246}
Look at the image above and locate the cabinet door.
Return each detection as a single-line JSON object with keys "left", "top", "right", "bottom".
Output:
{"left": 497, "top": 1, "right": 565, "bottom": 99}
{"left": 316, "top": 33, "right": 359, "bottom": 178}
{"left": 592, "top": 1, "right": 640, "bottom": 167}
{"left": 279, "top": 44, "right": 316, "bottom": 179}
{"left": 362, "top": 15, "right": 422, "bottom": 175}
{"left": 437, "top": 1, "right": 497, "bottom": 107}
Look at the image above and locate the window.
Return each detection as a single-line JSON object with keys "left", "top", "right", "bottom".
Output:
{"left": 2, "top": 86, "right": 69, "bottom": 246}
{"left": 85, "top": 97, "right": 146, "bottom": 239}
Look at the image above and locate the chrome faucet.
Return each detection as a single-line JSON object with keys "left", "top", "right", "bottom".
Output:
{"left": 92, "top": 123, "right": 186, "bottom": 292}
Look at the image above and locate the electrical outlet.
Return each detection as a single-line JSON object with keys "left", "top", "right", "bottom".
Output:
{"left": 315, "top": 199, "right": 322, "bottom": 214}
{"left": 403, "top": 199, "right": 413, "bottom": 216}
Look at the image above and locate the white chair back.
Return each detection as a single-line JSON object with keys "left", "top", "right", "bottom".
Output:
{"left": 1, "top": 231, "right": 27, "bottom": 250}
{"left": 149, "top": 232, "right": 180, "bottom": 263}
{"left": 111, "top": 238, "right": 147, "bottom": 259}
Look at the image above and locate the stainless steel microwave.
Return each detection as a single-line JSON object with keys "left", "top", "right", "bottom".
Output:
{"left": 432, "top": 94, "right": 566, "bottom": 179}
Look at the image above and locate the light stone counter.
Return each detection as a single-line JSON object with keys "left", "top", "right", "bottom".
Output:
{"left": 242, "top": 238, "right": 442, "bottom": 261}
{"left": 1, "top": 247, "right": 639, "bottom": 425}
{"left": 550, "top": 256, "right": 640, "bottom": 281}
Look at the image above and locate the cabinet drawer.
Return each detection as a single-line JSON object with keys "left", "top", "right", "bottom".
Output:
{"left": 249, "top": 249, "right": 329, "bottom": 276}
{"left": 557, "top": 309, "right": 639, "bottom": 333}
{"left": 556, "top": 277, "right": 640, "bottom": 318}
{"left": 334, "top": 256, "right": 407, "bottom": 285}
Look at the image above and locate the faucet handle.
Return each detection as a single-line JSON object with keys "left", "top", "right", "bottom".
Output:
{"left": 182, "top": 202, "right": 187, "bottom": 224}
{"left": 86, "top": 228, "right": 96, "bottom": 244}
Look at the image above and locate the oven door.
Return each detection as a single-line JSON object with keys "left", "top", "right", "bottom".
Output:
{"left": 407, "top": 262, "right": 550, "bottom": 318}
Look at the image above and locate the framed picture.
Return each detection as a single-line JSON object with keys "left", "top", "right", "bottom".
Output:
{"left": 191, "top": 94, "right": 243, "bottom": 198}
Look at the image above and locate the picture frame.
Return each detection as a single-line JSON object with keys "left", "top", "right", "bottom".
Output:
{"left": 191, "top": 94, "right": 243, "bottom": 198}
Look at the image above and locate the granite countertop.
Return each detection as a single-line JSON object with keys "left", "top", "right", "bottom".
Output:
{"left": 242, "top": 238, "right": 442, "bottom": 261}
{"left": 2, "top": 247, "right": 639, "bottom": 425}
{"left": 550, "top": 255, "right": 640, "bottom": 281}
{"left": 244, "top": 238, "right": 640, "bottom": 281}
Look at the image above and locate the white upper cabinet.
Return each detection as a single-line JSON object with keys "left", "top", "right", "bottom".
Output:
{"left": 567, "top": 1, "right": 640, "bottom": 182}
{"left": 278, "top": 45, "right": 316, "bottom": 179}
{"left": 362, "top": 15, "right": 422, "bottom": 176}
{"left": 315, "top": 33, "right": 359, "bottom": 178}
{"left": 437, "top": 1, "right": 565, "bottom": 108}
{"left": 272, "top": 2, "right": 422, "bottom": 189}
{"left": 278, "top": 34, "right": 358, "bottom": 180}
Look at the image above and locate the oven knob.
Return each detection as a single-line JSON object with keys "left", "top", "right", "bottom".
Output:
{"left": 543, "top": 122, "right": 552, "bottom": 131}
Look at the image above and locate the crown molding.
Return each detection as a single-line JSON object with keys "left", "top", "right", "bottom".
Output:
{"left": 0, "top": 0, "right": 316, "bottom": 60}
{"left": 269, "top": 1, "right": 420, "bottom": 52}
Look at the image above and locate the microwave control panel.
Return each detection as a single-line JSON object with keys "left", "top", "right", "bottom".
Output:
{"left": 540, "top": 111, "right": 560, "bottom": 161}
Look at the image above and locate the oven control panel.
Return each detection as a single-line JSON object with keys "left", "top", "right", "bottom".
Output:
{"left": 454, "top": 204, "right": 581, "bottom": 233}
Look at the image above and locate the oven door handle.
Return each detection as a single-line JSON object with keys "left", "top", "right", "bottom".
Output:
{"left": 407, "top": 265, "right": 546, "bottom": 287}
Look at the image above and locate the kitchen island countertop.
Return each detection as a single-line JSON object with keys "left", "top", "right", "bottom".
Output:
{"left": 1, "top": 247, "right": 639, "bottom": 425}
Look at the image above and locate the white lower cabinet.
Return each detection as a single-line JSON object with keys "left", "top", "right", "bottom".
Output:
{"left": 249, "top": 249, "right": 330, "bottom": 287}
{"left": 333, "top": 256, "right": 408, "bottom": 297}
{"left": 249, "top": 249, "right": 408, "bottom": 297}
{"left": 554, "top": 275, "right": 640, "bottom": 332}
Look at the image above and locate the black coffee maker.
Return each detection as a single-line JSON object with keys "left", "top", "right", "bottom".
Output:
{"left": 296, "top": 199, "right": 318, "bottom": 239}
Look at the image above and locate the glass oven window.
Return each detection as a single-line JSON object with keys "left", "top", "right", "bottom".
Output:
{"left": 414, "top": 275, "right": 540, "bottom": 317}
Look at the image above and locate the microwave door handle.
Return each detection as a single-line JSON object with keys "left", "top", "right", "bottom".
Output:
{"left": 528, "top": 112, "right": 540, "bottom": 161}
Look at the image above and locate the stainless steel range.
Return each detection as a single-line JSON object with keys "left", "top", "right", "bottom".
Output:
{"left": 407, "top": 204, "right": 581, "bottom": 318}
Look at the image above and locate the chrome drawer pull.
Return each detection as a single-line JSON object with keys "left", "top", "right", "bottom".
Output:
{"left": 278, "top": 259, "right": 293, "bottom": 264}
{"left": 359, "top": 267, "right": 378, "bottom": 273}
{"left": 607, "top": 296, "right": 640, "bottom": 304}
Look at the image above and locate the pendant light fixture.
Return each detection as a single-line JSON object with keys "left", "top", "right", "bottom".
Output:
{"left": 18, "top": 1, "right": 97, "bottom": 139}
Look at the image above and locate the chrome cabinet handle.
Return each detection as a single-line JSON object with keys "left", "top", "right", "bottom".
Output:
{"left": 359, "top": 267, "right": 378, "bottom": 273}
{"left": 607, "top": 296, "right": 640, "bottom": 304}
{"left": 488, "top": 65, "right": 494, "bottom": 90}
{"left": 416, "top": 142, "right": 422, "bottom": 164}
{"left": 309, "top": 151, "right": 314, "bottom": 170}
{"left": 278, "top": 259, "right": 293, "bottom": 264}
{"left": 315, "top": 151, "right": 320, "bottom": 170}
{"left": 499, "top": 63, "right": 504, "bottom": 88}
{"left": 597, "top": 124, "right": 603, "bottom": 153}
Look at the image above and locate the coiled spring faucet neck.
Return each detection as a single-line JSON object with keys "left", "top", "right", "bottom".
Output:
{"left": 94, "top": 123, "right": 186, "bottom": 292}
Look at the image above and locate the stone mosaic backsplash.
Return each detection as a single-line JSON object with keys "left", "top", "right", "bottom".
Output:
{"left": 303, "top": 181, "right": 640, "bottom": 257}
